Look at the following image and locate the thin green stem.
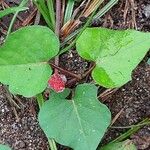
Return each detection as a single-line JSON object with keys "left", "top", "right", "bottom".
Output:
{"left": 36, "top": 94, "right": 45, "bottom": 109}
{"left": 36, "top": 94, "right": 57, "bottom": 150}
{"left": 110, "top": 118, "right": 150, "bottom": 143}
{"left": 6, "top": 0, "right": 28, "bottom": 39}
{"left": 48, "top": 139, "right": 57, "bottom": 150}
{"left": 111, "top": 121, "right": 150, "bottom": 129}
{"left": 0, "top": 7, "right": 28, "bottom": 19}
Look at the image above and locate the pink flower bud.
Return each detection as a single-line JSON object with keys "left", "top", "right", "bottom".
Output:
{"left": 48, "top": 73, "right": 67, "bottom": 93}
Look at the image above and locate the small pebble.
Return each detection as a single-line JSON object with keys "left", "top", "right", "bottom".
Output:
{"left": 143, "top": 5, "right": 150, "bottom": 18}
{"left": 18, "top": 141, "right": 26, "bottom": 148}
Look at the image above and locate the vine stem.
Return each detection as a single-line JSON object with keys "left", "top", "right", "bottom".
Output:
{"left": 36, "top": 94, "right": 57, "bottom": 150}
{"left": 36, "top": 94, "right": 44, "bottom": 109}
{"left": 6, "top": 0, "right": 28, "bottom": 40}
{"left": 48, "top": 139, "right": 57, "bottom": 150}
{"left": 54, "top": 0, "right": 61, "bottom": 73}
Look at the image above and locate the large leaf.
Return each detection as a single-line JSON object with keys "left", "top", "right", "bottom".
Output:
{"left": 0, "top": 26, "right": 59, "bottom": 97}
{"left": 100, "top": 140, "right": 137, "bottom": 150}
{"left": 38, "top": 83, "right": 111, "bottom": 150}
{"left": 76, "top": 28, "right": 150, "bottom": 88}
{"left": 0, "top": 144, "right": 11, "bottom": 150}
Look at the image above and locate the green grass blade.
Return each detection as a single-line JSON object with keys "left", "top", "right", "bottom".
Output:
{"left": 36, "top": 0, "right": 49, "bottom": 13}
{"left": 47, "top": 0, "right": 55, "bottom": 29}
{"left": 33, "top": 0, "right": 54, "bottom": 30}
{"left": 64, "top": 0, "right": 75, "bottom": 24}
{"left": 93, "top": 0, "right": 118, "bottom": 20}
{"left": 6, "top": 0, "right": 28, "bottom": 39}
{"left": 0, "top": 7, "right": 28, "bottom": 19}
{"left": 110, "top": 118, "right": 150, "bottom": 143}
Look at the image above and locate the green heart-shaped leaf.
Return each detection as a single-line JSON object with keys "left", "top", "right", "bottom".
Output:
{"left": 76, "top": 28, "right": 150, "bottom": 88}
{"left": 39, "top": 83, "right": 111, "bottom": 150}
{"left": 0, "top": 26, "right": 59, "bottom": 97}
{"left": 100, "top": 140, "right": 137, "bottom": 150}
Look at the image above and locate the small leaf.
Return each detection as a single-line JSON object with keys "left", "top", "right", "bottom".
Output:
{"left": 39, "top": 83, "right": 111, "bottom": 150}
{"left": 0, "top": 26, "right": 59, "bottom": 97}
{"left": 0, "top": 7, "right": 28, "bottom": 19}
{"left": 0, "top": 144, "right": 11, "bottom": 150}
{"left": 100, "top": 140, "right": 137, "bottom": 150}
{"left": 76, "top": 28, "right": 150, "bottom": 88}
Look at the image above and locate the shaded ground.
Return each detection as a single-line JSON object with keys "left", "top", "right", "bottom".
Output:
{"left": 0, "top": 86, "right": 48, "bottom": 150}
{"left": 0, "top": 0, "right": 150, "bottom": 150}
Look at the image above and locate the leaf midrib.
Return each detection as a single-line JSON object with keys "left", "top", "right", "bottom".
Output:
{"left": 72, "top": 100, "right": 90, "bottom": 149}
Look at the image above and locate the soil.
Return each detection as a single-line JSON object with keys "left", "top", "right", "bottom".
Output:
{"left": 0, "top": 0, "right": 150, "bottom": 150}
{"left": 0, "top": 86, "right": 49, "bottom": 150}
{"left": 102, "top": 61, "right": 150, "bottom": 150}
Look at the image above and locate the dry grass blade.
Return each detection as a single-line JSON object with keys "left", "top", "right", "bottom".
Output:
{"left": 98, "top": 88, "right": 118, "bottom": 102}
{"left": 22, "top": 8, "right": 37, "bottom": 26}
{"left": 72, "top": 0, "right": 87, "bottom": 19}
{"left": 61, "top": 0, "right": 104, "bottom": 39}
{"left": 79, "top": 0, "right": 91, "bottom": 17}
{"left": 2, "top": 1, "right": 24, "bottom": 22}
{"left": 81, "top": 0, "right": 104, "bottom": 17}
{"left": 111, "top": 108, "right": 124, "bottom": 126}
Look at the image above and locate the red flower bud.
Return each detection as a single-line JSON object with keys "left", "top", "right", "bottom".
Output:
{"left": 48, "top": 73, "right": 67, "bottom": 93}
